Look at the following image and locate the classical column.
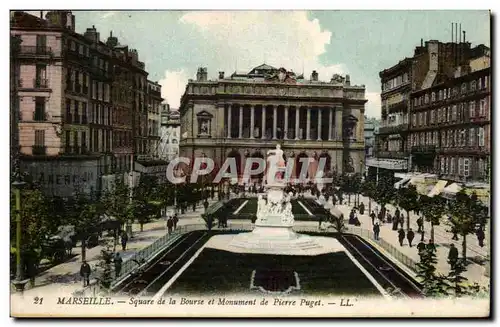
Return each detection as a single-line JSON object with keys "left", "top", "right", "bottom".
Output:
{"left": 239, "top": 105, "right": 243, "bottom": 138}
{"left": 273, "top": 106, "right": 277, "bottom": 139}
{"left": 328, "top": 107, "right": 333, "bottom": 140}
{"left": 317, "top": 108, "right": 322, "bottom": 141}
{"left": 227, "top": 104, "right": 232, "bottom": 138}
{"left": 261, "top": 105, "right": 266, "bottom": 139}
{"left": 306, "top": 107, "right": 311, "bottom": 140}
{"left": 335, "top": 107, "right": 343, "bottom": 140}
{"left": 250, "top": 105, "right": 255, "bottom": 139}
{"left": 295, "top": 107, "right": 300, "bottom": 140}
{"left": 284, "top": 106, "right": 289, "bottom": 140}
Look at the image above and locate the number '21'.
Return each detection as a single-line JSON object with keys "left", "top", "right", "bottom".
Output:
{"left": 33, "top": 297, "right": 43, "bottom": 305}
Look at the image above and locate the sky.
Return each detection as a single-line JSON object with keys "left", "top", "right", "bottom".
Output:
{"left": 67, "top": 10, "right": 490, "bottom": 118}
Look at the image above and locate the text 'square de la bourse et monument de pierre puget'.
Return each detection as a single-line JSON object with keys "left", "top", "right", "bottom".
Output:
{"left": 178, "top": 65, "right": 367, "bottom": 178}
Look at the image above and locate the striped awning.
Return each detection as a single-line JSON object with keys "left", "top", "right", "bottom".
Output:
{"left": 428, "top": 180, "right": 448, "bottom": 197}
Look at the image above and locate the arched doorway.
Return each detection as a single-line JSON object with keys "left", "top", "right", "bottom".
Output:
{"left": 226, "top": 150, "right": 242, "bottom": 181}
{"left": 251, "top": 151, "right": 265, "bottom": 182}
{"left": 295, "top": 152, "right": 309, "bottom": 182}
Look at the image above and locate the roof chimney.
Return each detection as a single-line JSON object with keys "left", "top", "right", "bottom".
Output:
{"left": 421, "top": 38, "right": 423, "bottom": 47}
{"left": 40, "top": 11, "right": 43, "bottom": 19}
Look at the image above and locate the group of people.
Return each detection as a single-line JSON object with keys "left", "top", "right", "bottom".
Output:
{"left": 166, "top": 213, "right": 179, "bottom": 234}
{"left": 79, "top": 230, "right": 130, "bottom": 287}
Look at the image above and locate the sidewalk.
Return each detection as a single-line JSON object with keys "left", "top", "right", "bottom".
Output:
{"left": 335, "top": 196, "right": 489, "bottom": 287}
{"left": 11, "top": 199, "right": 215, "bottom": 297}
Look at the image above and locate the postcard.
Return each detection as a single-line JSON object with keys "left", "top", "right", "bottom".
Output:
{"left": 9, "top": 9, "right": 491, "bottom": 318}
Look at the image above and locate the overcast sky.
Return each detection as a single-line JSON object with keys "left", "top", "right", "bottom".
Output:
{"left": 68, "top": 10, "right": 490, "bottom": 117}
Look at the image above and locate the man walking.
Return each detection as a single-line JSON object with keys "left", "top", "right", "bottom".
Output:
{"left": 370, "top": 211, "right": 376, "bottom": 225}
{"left": 373, "top": 223, "right": 380, "bottom": 241}
{"left": 448, "top": 243, "right": 459, "bottom": 269}
{"left": 173, "top": 213, "right": 179, "bottom": 231}
{"left": 398, "top": 228, "right": 405, "bottom": 247}
{"left": 80, "top": 260, "right": 91, "bottom": 287}
{"left": 407, "top": 228, "right": 415, "bottom": 247}
{"left": 167, "top": 217, "right": 174, "bottom": 235}
{"left": 417, "top": 217, "right": 424, "bottom": 233}
{"left": 114, "top": 253, "right": 123, "bottom": 278}
{"left": 121, "top": 231, "right": 128, "bottom": 251}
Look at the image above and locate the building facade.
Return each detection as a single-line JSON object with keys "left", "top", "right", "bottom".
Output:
{"left": 146, "top": 80, "right": 163, "bottom": 157}
{"left": 179, "top": 65, "right": 367, "bottom": 180}
{"left": 367, "top": 38, "right": 489, "bottom": 183}
{"left": 364, "top": 116, "right": 379, "bottom": 158}
{"left": 11, "top": 11, "right": 159, "bottom": 197}
{"left": 409, "top": 59, "right": 490, "bottom": 183}
{"left": 158, "top": 103, "right": 181, "bottom": 161}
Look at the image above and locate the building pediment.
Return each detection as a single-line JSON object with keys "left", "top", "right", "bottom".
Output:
{"left": 196, "top": 110, "right": 213, "bottom": 118}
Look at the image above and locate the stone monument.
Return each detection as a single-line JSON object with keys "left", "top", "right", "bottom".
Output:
{"left": 206, "top": 144, "right": 344, "bottom": 255}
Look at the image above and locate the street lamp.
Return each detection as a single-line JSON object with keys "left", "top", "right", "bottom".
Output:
{"left": 11, "top": 162, "right": 28, "bottom": 293}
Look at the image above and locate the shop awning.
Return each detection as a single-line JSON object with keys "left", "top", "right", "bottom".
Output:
{"left": 428, "top": 180, "right": 448, "bottom": 197}
{"left": 394, "top": 177, "right": 411, "bottom": 189}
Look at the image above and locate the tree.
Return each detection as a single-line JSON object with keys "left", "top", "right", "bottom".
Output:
{"left": 374, "top": 177, "right": 394, "bottom": 217}
{"left": 67, "top": 192, "right": 102, "bottom": 262}
{"left": 10, "top": 186, "right": 53, "bottom": 282}
{"left": 101, "top": 175, "right": 131, "bottom": 232}
{"left": 416, "top": 245, "right": 449, "bottom": 297}
{"left": 448, "top": 190, "right": 481, "bottom": 264}
{"left": 361, "top": 180, "right": 377, "bottom": 214}
{"left": 447, "top": 259, "right": 469, "bottom": 297}
{"left": 396, "top": 184, "right": 420, "bottom": 230}
{"left": 421, "top": 196, "right": 446, "bottom": 242}
{"left": 95, "top": 240, "right": 114, "bottom": 294}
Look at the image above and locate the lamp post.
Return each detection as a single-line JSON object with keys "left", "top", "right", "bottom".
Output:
{"left": 11, "top": 162, "right": 28, "bottom": 293}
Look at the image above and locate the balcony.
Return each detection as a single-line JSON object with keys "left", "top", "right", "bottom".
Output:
{"left": 75, "top": 83, "right": 82, "bottom": 94}
{"left": 34, "top": 78, "right": 49, "bottom": 89}
{"left": 33, "top": 111, "right": 47, "bottom": 121}
{"left": 375, "top": 151, "right": 409, "bottom": 160}
{"left": 388, "top": 100, "right": 407, "bottom": 113}
{"left": 81, "top": 115, "right": 88, "bottom": 124}
{"left": 19, "top": 46, "right": 52, "bottom": 58}
{"left": 440, "top": 146, "right": 489, "bottom": 155}
{"left": 32, "top": 145, "right": 47, "bottom": 155}
{"left": 378, "top": 123, "right": 409, "bottom": 135}
{"left": 411, "top": 145, "right": 437, "bottom": 153}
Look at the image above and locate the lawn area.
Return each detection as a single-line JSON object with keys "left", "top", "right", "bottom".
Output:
{"left": 166, "top": 248, "right": 382, "bottom": 296}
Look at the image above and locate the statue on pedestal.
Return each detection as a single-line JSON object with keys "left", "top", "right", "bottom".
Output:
{"left": 266, "top": 144, "right": 286, "bottom": 183}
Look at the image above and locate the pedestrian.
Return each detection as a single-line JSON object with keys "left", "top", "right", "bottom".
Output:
{"left": 167, "top": 217, "right": 174, "bottom": 234}
{"left": 251, "top": 214, "right": 257, "bottom": 226}
{"left": 399, "top": 215, "right": 404, "bottom": 229}
{"left": 451, "top": 227, "right": 459, "bottom": 241}
{"left": 417, "top": 217, "right": 423, "bottom": 233}
{"left": 121, "top": 231, "right": 128, "bottom": 251}
{"left": 80, "top": 260, "right": 91, "bottom": 287}
{"left": 407, "top": 228, "right": 415, "bottom": 247}
{"left": 386, "top": 211, "right": 392, "bottom": 224}
{"left": 476, "top": 227, "right": 485, "bottom": 247}
{"left": 395, "top": 208, "right": 401, "bottom": 221}
{"left": 420, "top": 230, "right": 425, "bottom": 242}
{"left": 370, "top": 211, "right": 376, "bottom": 225}
{"left": 203, "top": 200, "right": 209, "bottom": 212}
{"left": 417, "top": 241, "right": 426, "bottom": 254}
{"left": 392, "top": 216, "right": 399, "bottom": 231}
{"left": 173, "top": 214, "right": 179, "bottom": 231}
{"left": 398, "top": 228, "right": 405, "bottom": 247}
{"left": 448, "top": 244, "right": 459, "bottom": 269}
{"left": 114, "top": 253, "right": 123, "bottom": 278}
{"left": 192, "top": 201, "right": 196, "bottom": 212}
{"left": 373, "top": 223, "right": 380, "bottom": 241}
{"left": 359, "top": 202, "right": 365, "bottom": 215}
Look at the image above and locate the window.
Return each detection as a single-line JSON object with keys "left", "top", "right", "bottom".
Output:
{"left": 469, "top": 128, "right": 475, "bottom": 146}
{"left": 485, "top": 76, "right": 488, "bottom": 89}
{"left": 471, "top": 80, "right": 477, "bottom": 91}
{"left": 92, "top": 81, "right": 97, "bottom": 99}
{"left": 34, "top": 129, "right": 45, "bottom": 146}
{"left": 479, "top": 99, "right": 486, "bottom": 116}
{"left": 34, "top": 97, "right": 46, "bottom": 121}
{"left": 454, "top": 129, "right": 458, "bottom": 146}
{"left": 78, "top": 43, "right": 83, "bottom": 55}
{"left": 478, "top": 127, "right": 485, "bottom": 146}
{"left": 35, "top": 64, "right": 47, "bottom": 87}
{"left": 74, "top": 101, "right": 79, "bottom": 124}
{"left": 434, "top": 131, "right": 438, "bottom": 145}
{"left": 82, "top": 103, "right": 87, "bottom": 123}
{"left": 470, "top": 101, "right": 476, "bottom": 118}
{"left": 440, "top": 157, "right": 445, "bottom": 173}
{"left": 403, "top": 73, "right": 408, "bottom": 83}
{"left": 461, "top": 83, "right": 467, "bottom": 94}
{"left": 81, "top": 131, "right": 87, "bottom": 150}
{"left": 431, "top": 92, "right": 436, "bottom": 102}
{"left": 424, "top": 94, "right": 429, "bottom": 104}
{"left": 464, "top": 158, "right": 470, "bottom": 177}
{"left": 453, "top": 157, "right": 459, "bottom": 175}
{"left": 36, "top": 35, "right": 47, "bottom": 49}
{"left": 452, "top": 105, "right": 457, "bottom": 121}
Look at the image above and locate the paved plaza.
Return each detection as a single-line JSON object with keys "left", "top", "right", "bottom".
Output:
{"left": 12, "top": 192, "right": 489, "bottom": 299}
